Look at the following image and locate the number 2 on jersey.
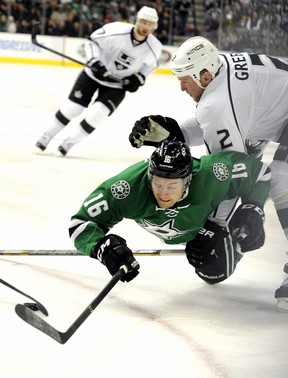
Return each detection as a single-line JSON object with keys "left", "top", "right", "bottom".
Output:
{"left": 217, "top": 129, "right": 233, "bottom": 149}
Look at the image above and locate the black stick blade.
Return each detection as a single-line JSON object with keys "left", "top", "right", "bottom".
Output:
{"left": 15, "top": 267, "right": 127, "bottom": 344}
{"left": 15, "top": 304, "right": 67, "bottom": 344}
{"left": 31, "top": 22, "right": 41, "bottom": 44}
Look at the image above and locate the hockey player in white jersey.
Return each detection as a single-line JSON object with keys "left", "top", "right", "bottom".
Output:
{"left": 35, "top": 6, "right": 162, "bottom": 156}
{"left": 129, "top": 36, "right": 288, "bottom": 311}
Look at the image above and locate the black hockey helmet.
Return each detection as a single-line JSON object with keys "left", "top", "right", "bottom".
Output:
{"left": 148, "top": 140, "right": 192, "bottom": 179}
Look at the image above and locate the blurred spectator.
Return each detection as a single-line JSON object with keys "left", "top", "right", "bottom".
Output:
{"left": 0, "top": 13, "right": 6, "bottom": 32}
{"left": 17, "top": 19, "right": 30, "bottom": 34}
{"left": 246, "top": 10, "right": 262, "bottom": 31}
{"left": 7, "top": 15, "right": 17, "bottom": 33}
{"left": 156, "top": 8, "right": 169, "bottom": 41}
{"left": 82, "top": 19, "right": 95, "bottom": 38}
{"left": 64, "top": 8, "right": 80, "bottom": 37}
{"left": 204, "top": 3, "right": 221, "bottom": 44}
{"left": 10, "top": 2, "right": 29, "bottom": 27}
{"left": 45, "top": 16, "right": 63, "bottom": 36}
{"left": 51, "top": 3, "right": 68, "bottom": 24}
{"left": 175, "top": 0, "right": 191, "bottom": 35}
{"left": 118, "top": 1, "right": 129, "bottom": 21}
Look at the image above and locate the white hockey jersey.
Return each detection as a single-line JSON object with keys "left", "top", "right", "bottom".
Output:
{"left": 84, "top": 22, "right": 162, "bottom": 88}
{"left": 181, "top": 52, "right": 288, "bottom": 153}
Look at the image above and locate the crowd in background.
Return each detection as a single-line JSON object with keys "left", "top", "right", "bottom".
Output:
{"left": 0, "top": 0, "right": 288, "bottom": 56}
{"left": 0, "top": 0, "right": 192, "bottom": 44}
{"left": 204, "top": 0, "right": 288, "bottom": 56}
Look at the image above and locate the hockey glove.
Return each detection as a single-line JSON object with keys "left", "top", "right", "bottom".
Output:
{"left": 228, "top": 203, "right": 265, "bottom": 252}
{"left": 245, "top": 139, "right": 268, "bottom": 159}
{"left": 88, "top": 60, "right": 108, "bottom": 80}
{"left": 91, "top": 234, "right": 140, "bottom": 282}
{"left": 185, "top": 220, "right": 229, "bottom": 268}
{"left": 129, "top": 115, "right": 185, "bottom": 148}
{"left": 123, "top": 73, "right": 145, "bottom": 92}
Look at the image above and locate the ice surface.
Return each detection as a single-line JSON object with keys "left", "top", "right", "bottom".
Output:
{"left": 0, "top": 63, "right": 287, "bottom": 378}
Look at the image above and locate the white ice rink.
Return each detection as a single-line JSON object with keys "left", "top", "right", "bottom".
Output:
{"left": 0, "top": 63, "right": 287, "bottom": 377}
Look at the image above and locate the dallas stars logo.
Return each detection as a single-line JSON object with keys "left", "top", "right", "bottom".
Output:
{"left": 110, "top": 180, "right": 130, "bottom": 200}
{"left": 140, "top": 219, "right": 187, "bottom": 240}
{"left": 212, "top": 162, "right": 229, "bottom": 181}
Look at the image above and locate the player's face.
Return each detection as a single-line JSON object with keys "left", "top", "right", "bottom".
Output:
{"left": 134, "top": 19, "right": 155, "bottom": 40}
{"left": 178, "top": 76, "right": 204, "bottom": 103}
{"left": 151, "top": 176, "right": 186, "bottom": 208}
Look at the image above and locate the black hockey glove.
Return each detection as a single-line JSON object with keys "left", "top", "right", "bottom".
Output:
{"left": 245, "top": 140, "right": 268, "bottom": 159}
{"left": 91, "top": 234, "right": 140, "bottom": 282}
{"left": 123, "top": 73, "right": 145, "bottom": 92}
{"left": 185, "top": 220, "right": 229, "bottom": 268}
{"left": 87, "top": 60, "right": 108, "bottom": 80}
{"left": 129, "top": 115, "right": 185, "bottom": 148}
{"left": 228, "top": 203, "right": 265, "bottom": 252}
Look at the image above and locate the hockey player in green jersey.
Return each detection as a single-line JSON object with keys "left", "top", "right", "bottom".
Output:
{"left": 69, "top": 141, "right": 271, "bottom": 284}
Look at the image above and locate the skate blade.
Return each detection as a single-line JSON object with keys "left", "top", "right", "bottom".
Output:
{"left": 33, "top": 146, "right": 46, "bottom": 155}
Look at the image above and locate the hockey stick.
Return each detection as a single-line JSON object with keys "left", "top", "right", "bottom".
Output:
{"left": 31, "top": 23, "right": 123, "bottom": 83}
{"left": 0, "top": 278, "right": 48, "bottom": 316}
{"left": 15, "top": 265, "right": 128, "bottom": 344}
{"left": 0, "top": 249, "right": 184, "bottom": 256}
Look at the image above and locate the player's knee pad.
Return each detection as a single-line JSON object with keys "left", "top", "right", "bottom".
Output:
{"left": 55, "top": 110, "right": 70, "bottom": 126}
{"left": 84, "top": 101, "right": 110, "bottom": 129}
{"left": 60, "top": 99, "right": 85, "bottom": 121}
{"left": 274, "top": 122, "right": 288, "bottom": 162}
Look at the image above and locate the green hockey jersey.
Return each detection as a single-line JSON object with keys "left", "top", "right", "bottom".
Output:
{"left": 69, "top": 151, "right": 270, "bottom": 256}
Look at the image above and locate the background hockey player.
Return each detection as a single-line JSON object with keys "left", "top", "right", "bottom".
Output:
{"left": 69, "top": 140, "right": 270, "bottom": 287}
{"left": 35, "top": 6, "right": 162, "bottom": 156}
{"left": 128, "top": 36, "right": 288, "bottom": 310}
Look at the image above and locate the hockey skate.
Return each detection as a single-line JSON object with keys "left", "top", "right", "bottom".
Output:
{"left": 275, "top": 263, "right": 288, "bottom": 312}
{"left": 35, "top": 134, "right": 52, "bottom": 151}
{"left": 57, "top": 138, "right": 75, "bottom": 156}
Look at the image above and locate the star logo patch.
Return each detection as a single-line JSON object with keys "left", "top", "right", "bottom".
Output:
{"left": 140, "top": 219, "right": 187, "bottom": 240}
{"left": 111, "top": 180, "right": 130, "bottom": 199}
{"left": 212, "top": 162, "right": 229, "bottom": 181}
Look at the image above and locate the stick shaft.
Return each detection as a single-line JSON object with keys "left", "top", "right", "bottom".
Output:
{"left": 0, "top": 249, "right": 184, "bottom": 256}
{"left": 63, "top": 266, "right": 127, "bottom": 341}
{"left": 31, "top": 23, "right": 122, "bottom": 83}
{"left": 31, "top": 23, "right": 86, "bottom": 66}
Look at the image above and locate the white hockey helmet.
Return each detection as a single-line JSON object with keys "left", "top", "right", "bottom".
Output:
{"left": 136, "top": 6, "right": 158, "bottom": 29}
{"left": 171, "top": 36, "right": 222, "bottom": 87}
